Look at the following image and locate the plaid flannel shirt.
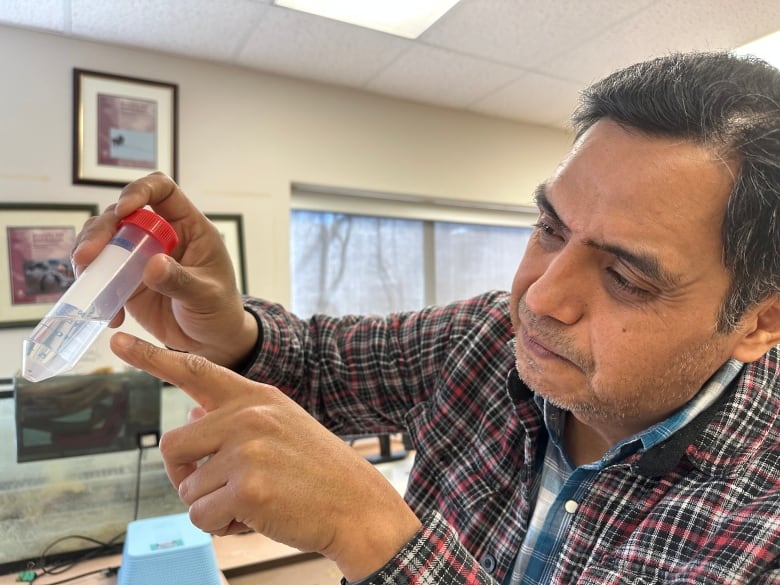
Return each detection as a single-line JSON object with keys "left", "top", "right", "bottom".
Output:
{"left": 242, "top": 291, "right": 780, "bottom": 584}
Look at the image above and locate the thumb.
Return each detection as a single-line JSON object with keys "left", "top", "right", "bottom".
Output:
{"left": 188, "top": 405, "right": 207, "bottom": 423}
{"left": 143, "top": 250, "right": 237, "bottom": 316}
{"left": 143, "top": 253, "right": 192, "bottom": 298}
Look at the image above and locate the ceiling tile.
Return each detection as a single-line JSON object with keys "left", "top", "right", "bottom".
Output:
{"left": 2, "top": 0, "right": 779, "bottom": 129}
{"left": 469, "top": 72, "right": 582, "bottom": 128}
{"left": 421, "top": 0, "right": 656, "bottom": 68}
{"left": 365, "top": 44, "right": 523, "bottom": 109}
{"left": 0, "top": 0, "right": 66, "bottom": 32}
{"left": 70, "top": 0, "right": 271, "bottom": 61}
{"left": 236, "top": 6, "right": 412, "bottom": 87}
{"left": 545, "top": 0, "right": 780, "bottom": 84}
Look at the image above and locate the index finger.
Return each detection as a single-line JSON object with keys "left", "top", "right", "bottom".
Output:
{"left": 72, "top": 204, "right": 121, "bottom": 273}
{"left": 115, "top": 172, "right": 197, "bottom": 226}
{"left": 110, "top": 332, "right": 245, "bottom": 411}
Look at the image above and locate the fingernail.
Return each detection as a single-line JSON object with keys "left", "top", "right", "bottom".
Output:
{"left": 112, "top": 332, "right": 133, "bottom": 349}
{"left": 71, "top": 244, "right": 83, "bottom": 275}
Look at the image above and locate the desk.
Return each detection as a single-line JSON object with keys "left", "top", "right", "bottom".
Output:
{"left": 0, "top": 532, "right": 313, "bottom": 585}
{"left": 0, "top": 438, "right": 412, "bottom": 584}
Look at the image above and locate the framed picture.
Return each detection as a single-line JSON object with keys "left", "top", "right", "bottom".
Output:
{"left": 73, "top": 68, "right": 178, "bottom": 187}
{"left": 207, "top": 214, "right": 248, "bottom": 294}
{"left": 0, "top": 204, "right": 98, "bottom": 329}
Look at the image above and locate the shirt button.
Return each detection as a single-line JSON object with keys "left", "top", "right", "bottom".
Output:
{"left": 482, "top": 553, "right": 497, "bottom": 573}
{"left": 564, "top": 499, "right": 579, "bottom": 514}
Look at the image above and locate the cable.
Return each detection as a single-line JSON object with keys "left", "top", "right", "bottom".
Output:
{"left": 132, "top": 431, "right": 160, "bottom": 521}
{"left": 31, "top": 532, "right": 124, "bottom": 578}
{"left": 27, "top": 565, "right": 119, "bottom": 585}
{"left": 27, "top": 435, "right": 156, "bottom": 581}
{"left": 134, "top": 444, "right": 143, "bottom": 521}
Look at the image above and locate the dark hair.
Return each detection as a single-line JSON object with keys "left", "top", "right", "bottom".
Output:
{"left": 571, "top": 52, "right": 780, "bottom": 332}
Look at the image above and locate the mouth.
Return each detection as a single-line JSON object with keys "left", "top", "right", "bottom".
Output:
{"left": 514, "top": 297, "right": 588, "bottom": 371}
{"left": 519, "top": 324, "right": 576, "bottom": 367}
{"left": 517, "top": 321, "right": 588, "bottom": 371}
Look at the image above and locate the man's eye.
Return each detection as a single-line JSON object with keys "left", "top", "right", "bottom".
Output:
{"left": 533, "top": 221, "right": 558, "bottom": 238}
{"left": 607, "top": 268, "right": 651, "bottom": 299}
{"left": 532, "top": 219, "right": 565, "bottom": 251}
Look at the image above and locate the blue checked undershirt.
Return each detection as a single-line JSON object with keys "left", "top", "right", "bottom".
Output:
{"left": 504, "top": 358, "right": 745, "bottom": 585}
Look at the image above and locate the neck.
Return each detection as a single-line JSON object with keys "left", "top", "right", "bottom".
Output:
{"left": 563, "top": 413, "right": 613, "bottom": 467}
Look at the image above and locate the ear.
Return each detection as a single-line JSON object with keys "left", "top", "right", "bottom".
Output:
{"left": 731, "top": 294, "right": 780, "bottom": 363}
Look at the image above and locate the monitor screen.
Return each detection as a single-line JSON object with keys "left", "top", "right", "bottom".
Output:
{"left": 14, "top": 370, "right": 161, "bottom": 463}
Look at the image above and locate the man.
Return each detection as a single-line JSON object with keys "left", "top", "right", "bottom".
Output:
{"left": 75, "top": 51, "right": 780, "bottom": 583}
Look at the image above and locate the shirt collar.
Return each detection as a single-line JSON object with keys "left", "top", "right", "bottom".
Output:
{"left": 535, "top": 358, "right": 745, "bottom": 470}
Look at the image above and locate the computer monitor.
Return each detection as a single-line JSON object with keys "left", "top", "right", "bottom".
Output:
{"left": 14, "top": 370, "right": 161, "bottom": 463}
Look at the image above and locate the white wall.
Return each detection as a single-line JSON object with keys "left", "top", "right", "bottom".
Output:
{"left": 0, "top": 24, "right": 572, "bottom": 377}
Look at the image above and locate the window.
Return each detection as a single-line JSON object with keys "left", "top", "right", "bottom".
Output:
{"left": 434, "top": 221, "right": 533, "bottom": 306}
{"left": 290, "top": 185, "right": 536, "bottom": 318}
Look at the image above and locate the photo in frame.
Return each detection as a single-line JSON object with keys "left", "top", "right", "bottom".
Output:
{"left": 206, "top": 214, "right": 248, "bottom": 294}
{"left": 73, "top": 68, "right": 178, "bottom": 187}
{"left": 0, "top": 204, "right": 98, "bottom": 329}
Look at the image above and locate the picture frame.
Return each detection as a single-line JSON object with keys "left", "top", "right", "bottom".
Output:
{"left": 73, "top": 68, "right": 178, "bottom": 187}
{"left": 0, "top": 204, "right": 99, "bottom": 329}
{"left": 206, "top": 214, "right": 248, "bottom": 294}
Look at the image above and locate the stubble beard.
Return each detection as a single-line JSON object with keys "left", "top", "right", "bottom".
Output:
{"left": 512, "top": 326, "right": 730, "bottom": 428}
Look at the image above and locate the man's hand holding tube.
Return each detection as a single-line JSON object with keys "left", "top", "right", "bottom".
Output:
{"left": 71, "top": 172, "right": 258, "bottom": 369}
{"left": 110, "top": 332, "right": 423, "bottom": 582}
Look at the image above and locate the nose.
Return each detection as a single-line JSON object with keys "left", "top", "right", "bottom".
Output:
{"left": 523, "top": 245, "right": 589, "bottom": 325}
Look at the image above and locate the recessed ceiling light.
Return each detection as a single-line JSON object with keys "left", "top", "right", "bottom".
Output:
{"left": 273, "top": 0, "right": 461, "bottom": 39}
{"left": 733, "top": 30, "right": 780, "bottom": 69}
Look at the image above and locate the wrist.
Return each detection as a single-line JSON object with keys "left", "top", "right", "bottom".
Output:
{"left": 225, "top": 308, "right": 261, "bottom": 371}
{"left": 203, "top": 305, "right": 260, "bottom": 369}
{"left": 333, "top": 501, "right": 421, "bottom": 582}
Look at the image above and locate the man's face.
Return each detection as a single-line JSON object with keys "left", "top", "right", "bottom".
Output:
{"left": 510, "top": 119, "right": 747, "bottom": 443}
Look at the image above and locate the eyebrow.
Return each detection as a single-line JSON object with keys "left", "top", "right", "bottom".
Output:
{"left": 533, "top": 183, "right": 682, "bottom": 289}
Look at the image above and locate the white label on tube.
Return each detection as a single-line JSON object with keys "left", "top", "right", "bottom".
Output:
{"left": 61, "top": 243, "right": 133, "bottom": 313}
